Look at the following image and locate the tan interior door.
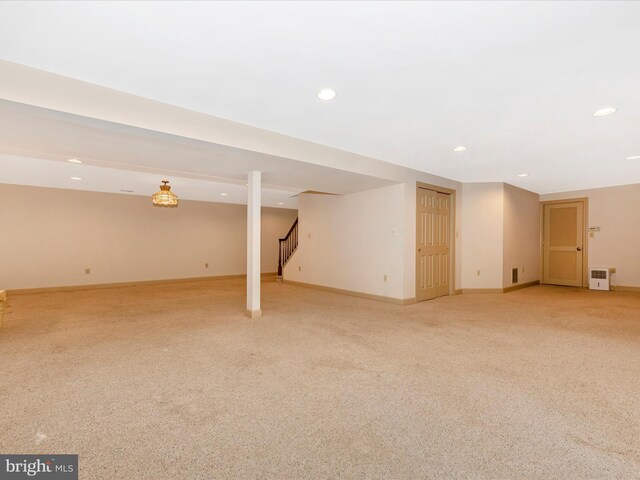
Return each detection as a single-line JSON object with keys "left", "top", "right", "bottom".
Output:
{"left": 543, "top": 202, "right": 584, "bottom": 287}
{"left": 416, "top": 188, "right": 451, "bottom": 301}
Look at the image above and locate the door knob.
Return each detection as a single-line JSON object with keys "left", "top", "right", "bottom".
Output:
{"left": 577, "top": 247, "right": 582, "bottom": 251}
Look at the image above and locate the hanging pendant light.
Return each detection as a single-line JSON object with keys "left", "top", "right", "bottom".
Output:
{"left": 151, "top": 180, "right": 178, "bottom": 207}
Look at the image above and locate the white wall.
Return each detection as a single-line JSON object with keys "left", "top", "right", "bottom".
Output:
{"left": 284, "top": 184, "right": 405, "bottom": 300}
{"left": 461, "top": 183, "right": 541, "bottom": 290}
{"left": 288, "top": 180, "right": 538, "bottom": 299}
{"left": 0, "top": 184, "right": 297, "bottom": 290}
{"left": 503, "top": 184, "right": 540, "bottom": 288}
{"left": 541, "top": 183, "right": 640, "bottom": 288}
{"left": 1, "top": 61, "right": 465, "bottom": 298}
{"left": 461, "top": 183, "right": 504, "bottom": 289}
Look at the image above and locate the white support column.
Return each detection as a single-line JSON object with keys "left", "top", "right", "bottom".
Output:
{"left": 246, "top": 171, "right": 262, "bottom": 318}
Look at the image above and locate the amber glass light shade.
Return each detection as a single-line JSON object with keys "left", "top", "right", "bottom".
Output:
{"left": 151, "top": 180, "right": 178, "bottom": 207}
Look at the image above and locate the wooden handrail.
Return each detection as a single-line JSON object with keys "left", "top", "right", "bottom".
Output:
{"left": 280, "top": 218, "right": 298, "bottom": 242}
{"left": 278, "top": 218, "right": 299, "bottom": 276}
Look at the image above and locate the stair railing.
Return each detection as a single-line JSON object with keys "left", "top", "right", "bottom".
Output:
{"left": 277, "top": 218, "right": 298, "bottom": 276}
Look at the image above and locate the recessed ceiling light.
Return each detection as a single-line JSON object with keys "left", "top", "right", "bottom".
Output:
{"left": 593, "top": 107, "right": 616, "bottom": 117}
{"left": 317, "top": 88, "right": 337, "bottom": 101}
{"left": 67, "top": 158, "right": 82, "bottom": 164}
{"left": 453, "top": 146, "right": 466, "bottom": 152}
{"left": 517, "top": 173, "right": 529, "bottom": 177}
{"left": 220, "top": 193, "right": 228, "bottom": 196}
{"left": 70, "top": 176, "right": 82, "bottom": 180}
{"left": 626, "top": 155, "right": 640, "bottom": 160}
{"left": 277, "top": 202, "right": 284, "bottom": 205}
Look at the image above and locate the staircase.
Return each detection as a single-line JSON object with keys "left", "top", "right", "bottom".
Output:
{"left": 277, "top": 218, "right": 298, "bottom": 277}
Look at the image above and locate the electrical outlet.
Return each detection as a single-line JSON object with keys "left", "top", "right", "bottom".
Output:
{"left": 85, "top": 268, "right": 91, "bottom": 275}
{"left": 205, "top": 263, "right": 209, "bottom": 268}
{"left": 610, "top": 267, "right": 616, "bottom": 274}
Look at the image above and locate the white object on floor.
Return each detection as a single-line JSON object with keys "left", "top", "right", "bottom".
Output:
{"left": 589, "top": 268, "right": 610, "bottom": 291}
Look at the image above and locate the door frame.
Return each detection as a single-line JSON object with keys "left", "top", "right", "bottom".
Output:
{"left": 416, "top": 182, "right": 457, "bottom": 300}
{"left": 539, "top": 197, "right": 589, "bottom": 287}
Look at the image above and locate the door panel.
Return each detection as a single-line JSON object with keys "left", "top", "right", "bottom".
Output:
{"left": 417, "top": 188, "right": 451, "bottom": 301}
{"left": 543, "top": 202, "right": 584, "bottom": 287}
{"left": 549, "top": 208, "right": 578, "bottom": 246}
{"left": 548, "top": 251, "right": 578, "bottom": 280}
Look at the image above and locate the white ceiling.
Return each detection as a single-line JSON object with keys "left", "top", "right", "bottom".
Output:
{"left": 0, "top": 154, "right": 301, "bottom": 209}
{"left": 0, "top": 1, "right": 639, "bottom": 193}
{"left": 0, "top": 99, "right": 394, "bottom": 205}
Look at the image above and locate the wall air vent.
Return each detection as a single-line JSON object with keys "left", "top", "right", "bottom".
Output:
{"left": 589, "top": 268, "right": 610, "bottom": 291}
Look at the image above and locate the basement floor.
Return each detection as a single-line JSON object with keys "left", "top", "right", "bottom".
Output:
{"left": 1, "top": 279, "right": 639, "bottom": 479}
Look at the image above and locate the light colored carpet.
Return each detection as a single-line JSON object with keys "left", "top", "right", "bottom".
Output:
{"left": 1, "top": 279, "right": 639, "bottom": 479}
